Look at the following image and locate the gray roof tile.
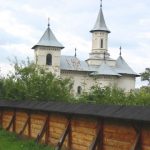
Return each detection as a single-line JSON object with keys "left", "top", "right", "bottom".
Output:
{"left": 60, "top": 55, "right": 138, "bottom": 77}
{"left": 90, "top": 7, "right": 110, "bottom": 33}
{"left": 32, "top": 27, "right": 64, "bottom": 49}
{"left": 91, "top": 62, "right": 121, "bottom": 76}
{"left": 60, "top": 56, "right": 92, "bottom": 72}
{"left": 115, "top": 56, "right": 139, "bottom": 76}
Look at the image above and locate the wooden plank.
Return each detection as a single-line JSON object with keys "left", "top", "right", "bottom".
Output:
{"left": 45, "top": 115, "right": 50, "bottom": 144}
{"left": 71, "top": 143, "right": 88, "bottom": 150}
{"left": 6, "top": 111, "right": 15, "bottom": 131}
{"left": 72, "top": 126, "right": 96, "bottom": 135}
{"left": 50, "top": 121, "right": 66, "bottom": 129}
{"left": 31, "top": 114, "right": 47, "bottom": 121}
{"left": 89, "top": 120, "right": 103, "bottom": 150}
{"left": 103, "top": 131, "right": 135, "bottom": 142}
{"left": 141, "top": 129, "right": 150, "bottom": 147}
{"left": 103, "top": 145, "right": 130, "bottom": 150}
{"left": 72, "top": 137, "right": 92, "bottom": 147}
{"left": 71, "top": 118, "right": 97, "bottom": 129}
{"left": 103, "top": 138, "right": 131, "bottom": 149}
{"left": 130, "top": 131, "right": 141, "bottom": 150}
{"left": 104, "top": 124, "right": 136, "bottom": 135}
{"left": 50, "top": 127, "right": 65, "bottom": 135}
{"left": 2, "top": 111, "right": 14, "bottom": 129}
{"left": 55, "top": 119, "right": 71, "bottom": 150}
{"left": 28, "top": 113, "right": 31, "bottom": 137}
{"left": 35, "top": 115, "right": 49, "bottom": 143}
{"left": 19, "top": 115, "right": 30, "bottom": 135}
{"left": 0, "top": 110, "right": 3, "bottom": 127}
{"left": 13, "top": 111, "right": 16, "bottom": 132}
{"left": 142, "top": 145, "right": 150, "bottom": 150}
{"left": 72, "top": 131, "right": 94, "bottom": 141}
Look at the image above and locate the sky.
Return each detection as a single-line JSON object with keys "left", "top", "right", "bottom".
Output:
{"left": 0, "top": 0, "right": 150, "bottom": 87}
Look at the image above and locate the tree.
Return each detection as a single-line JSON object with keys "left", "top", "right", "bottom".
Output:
{"left": 0, "top": 59, "right": 73, "bottom": 102}
{"left": 78, "top": 85, "right": 150, "bottom": 106}
{"left": 141, "top": 68, "right": 150, "bottom": 86}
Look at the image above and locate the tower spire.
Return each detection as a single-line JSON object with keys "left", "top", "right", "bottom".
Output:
{"left": 48, "top": 17, "right": 50, "bottom": 28}
{"left": 90, "top": 0, "right": 110, "bottom": 33}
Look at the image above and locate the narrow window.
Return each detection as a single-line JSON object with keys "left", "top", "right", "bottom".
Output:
{"left": 46, "top": 54, "right": 52, "bottom": 65}
{"left": 101, "top": 39, "right": 103, "bottom": 48}
{"left": 77, "top": 86, "right": 82, "bottom": 94}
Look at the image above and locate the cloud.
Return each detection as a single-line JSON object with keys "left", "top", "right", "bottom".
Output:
{"left": 0, "top": 0, "right": 149, "bottom": 88}
{"left": 0, "top": 63, "right": 14, "bottom": 77}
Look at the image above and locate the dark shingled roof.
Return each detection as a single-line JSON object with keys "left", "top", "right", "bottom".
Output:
{"left": 0, "top": 100, "right": 150, "bottom": 123}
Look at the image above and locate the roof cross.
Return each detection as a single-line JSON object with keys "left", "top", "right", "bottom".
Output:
{"left": 48, "top": 18, "right": 50, "bottom": 28}
{"left": 100, "top": 0, "right": 102, "bottom": 8}
{"left": 104, "top": 51, "right": 106, "bottom": 63}
{"left": 75, "top": 48, "right": 77, "bottom": 57}
{"left": 119, "top": 46, "right": 122, "bottom": 56}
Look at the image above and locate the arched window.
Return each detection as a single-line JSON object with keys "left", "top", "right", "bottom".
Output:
{"left": 101, "top": 39, "right": 103, "bottom": 48}
{"left": 77, "top": 86, "right": 82, "bottom": 95}
{"left": 46, "top": 54, "right": 52, "bottom": 65}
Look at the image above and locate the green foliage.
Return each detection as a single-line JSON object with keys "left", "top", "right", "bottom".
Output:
{"left": 0, "top": 59, "right": 73, "bottom": 102}
{"left": 0, "top": 58, "right": 150, "bottom": 106}
{"left": 78, "top": 86, "right": 150, "bottom": 106}
{"left": 0, "top": 128, "right": 54, "bottom": 150}
{"left": 141, "top": 68, "right": 150, "bottom": 85}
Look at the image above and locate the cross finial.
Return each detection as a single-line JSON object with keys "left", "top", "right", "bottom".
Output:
{"left": 100, "top": 0, "right": 102, "bottom": 8}
{"left": 104, "top": 51, "right": 106, "bottom": 62}
{"left": 119, "top": 46, "right": 122, "bottom": 56}
{"left": 48, "top": 17, "right": 50, "bottom": 28}
{"left": 75, "top": 48, "right": 77, "bottom": 57}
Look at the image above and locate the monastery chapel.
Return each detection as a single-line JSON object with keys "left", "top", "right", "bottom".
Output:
{"left": 32, "top": 3, "right": 139, "bottom": 95}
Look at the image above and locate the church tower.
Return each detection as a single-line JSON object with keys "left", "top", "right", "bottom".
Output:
{"left": 32, "top": 20, "right": 64, "bottom": 76}
{"left": 87, "top": 1, "right": 111, "bottom": 66}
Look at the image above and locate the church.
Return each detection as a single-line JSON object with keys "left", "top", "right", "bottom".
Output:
{"left": 32, "top": 2, "right": 138, "bottom": 95}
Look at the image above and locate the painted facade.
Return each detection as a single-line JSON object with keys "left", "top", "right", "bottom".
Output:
{"left": 32, "top": 5, "right": 138, "bottom": 95}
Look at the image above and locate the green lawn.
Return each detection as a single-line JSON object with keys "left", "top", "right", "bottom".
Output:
{"left": 0, "top": 128, "right": 54, "bottom": 150}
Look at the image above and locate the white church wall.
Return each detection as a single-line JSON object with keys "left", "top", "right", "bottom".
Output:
{"left": 86, "top": 59, "right": 116, "bottom": 67}
{"left": 106, "top": 60, "right": 116, "bottom": 67}
{"left": 117, "top": 75, "right": 135, "bottom": 92}
{"left": 92, "top": 32, "right": 108, "bottom": 50}
{"left": 61, "top": 71, "right": 91, "bottom": 94}
{"left": 61, "top": 71, "right": 118, "bottom": 95}
{"left": 35, "top": 47, "right": 61, "bottom": 76}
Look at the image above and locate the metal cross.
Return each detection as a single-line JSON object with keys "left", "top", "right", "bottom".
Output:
{"left": 75, "top": 48, "right": 77, "bottom": 57}
{"left": 104, "top": 51, "right": 106, "bottom": 61}
{"left": 48, "top": 18, "right": 50, "bottom": 28}
{"left": 100, "top": 0, "right": 102, "bottom": 8}
{"left": 120, "top": 46, "right": 122, "bottom": 56}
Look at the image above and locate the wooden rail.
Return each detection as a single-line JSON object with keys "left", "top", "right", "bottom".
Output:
{"left": 0, "top": 109, "right": 150, "bottom": 150}
{"left": 55, "top": 119, "right": 71, "bottom": 150}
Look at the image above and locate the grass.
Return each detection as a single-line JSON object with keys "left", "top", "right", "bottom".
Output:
{"left": 0, "top": 128, "right": 54, "bottom": 150}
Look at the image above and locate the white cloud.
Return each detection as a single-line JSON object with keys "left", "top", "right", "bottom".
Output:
{"left": 0, "top": 63, "right": 14, "bottom": 77}
{"left": 0, "top": 0, "right": 149, "bottom": 87}
{"left": 0, "top": 10, "right": 37, "bottom": 43}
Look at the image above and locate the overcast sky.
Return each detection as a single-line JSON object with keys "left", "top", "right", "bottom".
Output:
{"left": 0, "top": 0, "right": 150, "bottom": 87}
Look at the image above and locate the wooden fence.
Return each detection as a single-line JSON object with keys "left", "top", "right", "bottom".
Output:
{"left": 0, "top": 101, "right": 150, "bottom": 150}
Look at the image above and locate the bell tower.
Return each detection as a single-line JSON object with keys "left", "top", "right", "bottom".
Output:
{"left": 87, "top": 0, "right": 111, "bottom": 66}
{"left": 32, "top": 19, "right": 64, "bottom": 76}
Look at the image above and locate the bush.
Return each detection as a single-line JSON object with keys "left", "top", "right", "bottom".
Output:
{"left": 0, "top": 59, "right": 73, "bottom": 102}
{"left": 78, "top": 86, "right": 150, "bottom": 106}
